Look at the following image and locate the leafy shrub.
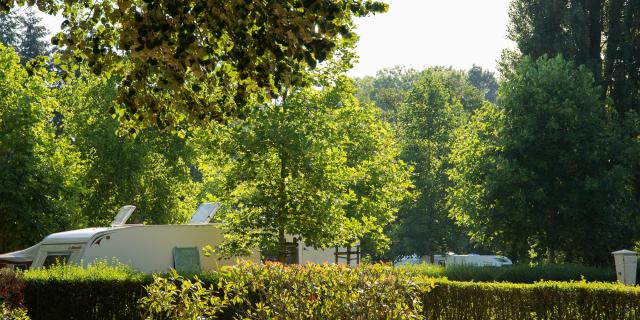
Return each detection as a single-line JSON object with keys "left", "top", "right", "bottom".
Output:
{"left": 0, "top": 268, "right": 25, "bottom": 309}
{"left": 141, "top": 262, "right": 430, "bottom": 319}
{"left": 400, "top": 263, "right": 616, "bottom": 283}
{"left": 0, "top": 303, "right": 30, "bottom": 320}
{"left": 1, "top": 302, "right": 29, "bottom": 320}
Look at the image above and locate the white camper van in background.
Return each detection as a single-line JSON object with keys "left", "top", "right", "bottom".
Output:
{"left": 0, "top": 203, "right": 360, "bottom": 273}
{"left": 440, "top": 253, "right": 513, "bottom": 267}
{"left": 0, "top": 203, "right": 260, "bottom": 273}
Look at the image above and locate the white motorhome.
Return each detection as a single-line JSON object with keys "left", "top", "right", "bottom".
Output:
{"left": 0, "top": 203, "right": 260, "bottom": 273}
{"left": 440, "top": 253, "right": 513, "bottom": 267}
{"left": 0, "top": 203, "right": 361, "bottom": 272}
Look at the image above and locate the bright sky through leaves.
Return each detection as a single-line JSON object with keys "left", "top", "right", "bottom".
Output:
{"left": 39, "top": 0, "right": 514, "bottom": 77}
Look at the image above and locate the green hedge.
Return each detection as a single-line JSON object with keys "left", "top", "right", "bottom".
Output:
{"left": 21, "top": 262, "right": 150, "bottom": 320}
{"left": 1, "top": 263, "right": 639, "bottom": 320}
{"left": 424, "top": 279, "right": 640, "bottom": 320}
{"left": 400, "top": 263, "right": 616, "bottom": 283}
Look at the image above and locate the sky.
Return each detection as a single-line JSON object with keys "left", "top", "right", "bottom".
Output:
{"left": 348, "top": 0, "right": 515, "bottom": 77}
{"left": 39, "top": 0, "right": 515, "bottom": 77}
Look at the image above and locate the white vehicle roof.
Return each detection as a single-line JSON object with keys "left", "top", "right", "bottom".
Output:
{"left": 41, "top": 227, "right": 125, "bottom": 244}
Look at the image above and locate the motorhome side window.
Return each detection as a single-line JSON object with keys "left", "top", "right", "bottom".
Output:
{"left": 42, "top": 253, "right": 71, "bottom": 267}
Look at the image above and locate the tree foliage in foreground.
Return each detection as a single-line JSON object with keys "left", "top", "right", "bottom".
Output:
{"left": 193, "top": 79, "right": 412, "bottom": 257}
{"left": 57, "top": 75, "right": 201, "bottom": 226}
{"left": 0, "top": 44, "right": 85, "bottom": 252}
{"left": 448, "top": 56, "right": 639, "bottom": 264}
{"left": 0, "top": 44, "right": 206, "bottom": 252}
{"left": 0, "top": 0, "right": 387, "bottom": 131}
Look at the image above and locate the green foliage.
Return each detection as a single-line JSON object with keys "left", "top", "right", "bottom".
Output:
{"left": 424, "top": 279, "right": 640, "bottom": 320}
{"left": 0, "top": 43, "right": 203, "bottom": 250}
{"left": 196, "top": 78, "right": 412, "bottom": 257}
{"left": 0, "top": 44, "right": 86, "bottom": 253}
{"left": 57, "top": 74, "right": 201, "bottom": 226}
{"left": 1, "top": 263, "right": 638, "bottom": 319}
{"left": 1, "top": 0, "right": 387, "bottom": 130}
{"left": 353, "top": 66, "right": 421, "bottom": 122}
{"left": 16, "top": 8, "right": 50, "bottom": 65}
{"left": 448, "top": 56, "right": 636, "bottom": 263}
{"left": 399, "top": 263, "right": 615, "bottom": 283}
{"left": 22, "top": 259, "right": 146, "bottom": 282}
{"left": 141, "top": 262, "right": 428, "bottom": 320}
{"left": 0, "top": 10, "right": 20, "bottom": 49}
{"left": 467, "top": 65, "right": 498, "bottom": 103}
{"left": 1, "top": 303, "right": 29, "bottom": 320}
{"left": 391, "top": 68, "right": 480, "bottom": 258}
{"left": 509, "top": 0, "right": 640, "bottom": 115}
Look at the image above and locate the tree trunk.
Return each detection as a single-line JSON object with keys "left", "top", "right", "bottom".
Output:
{"left": 586, "top": 0, "right": 603, "bottom": 85}
{"left": 603, "top": 0, "right": 623, "bottom": 102}
{"left": 277, "top": 91, "right": 288, "bottom": 264}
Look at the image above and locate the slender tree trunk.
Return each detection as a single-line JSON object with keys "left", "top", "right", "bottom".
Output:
{"left": 277, "top": 91, "right": 289, "bottom": 264}
{"left": 586, "top": 0, "right": 603, "bottom": 85}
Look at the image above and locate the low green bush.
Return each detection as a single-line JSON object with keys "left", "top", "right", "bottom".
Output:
{"left": 400, "top": 263, "right": 616, "bottom": 283}
{"left": 424, "top": 279, "right": 640, "bottom": 320}
{"left": 141, "top": 262, "right": 430, "bottom": 320}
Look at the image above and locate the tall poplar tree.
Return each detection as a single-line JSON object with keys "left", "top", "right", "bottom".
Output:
{"left": 509, "top": 0, "right": 640, "bottom": 114}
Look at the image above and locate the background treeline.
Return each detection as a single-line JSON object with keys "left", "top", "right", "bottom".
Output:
{"left": 2, "top": 0, "right": 640, "bottom": 266}
{"left": 354, "top": 0, "right": 640, "bottom": 265}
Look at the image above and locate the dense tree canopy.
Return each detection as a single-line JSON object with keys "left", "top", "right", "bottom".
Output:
{"left": 509, "top": 0, "right": 640, "bottom": 114}
{"left": 467, "top": 65, "right": 498, "bottom": 103}
{"left": 0, "top": 0, "right": 387, "bottom": 131}
{"left": 0, "top": 45, "right": 85, "bottom": 252}
{"left": 390, "top": 69, "right": 482, "bottom": 258}
{"left": 194, "top": 79, "right": 412, "bottom": 258}
{"left": 353, "top": 66, "right": 420, "bottom": 122}
{"left": 448, "top": 56, "right": 638, "bottom": 264}
{"left": 0, "top": 44, "right": 208, "bottom": 252}
{"left": 57, "top": 76, "right": 201, "bottom": 226}
{"left": 17, "top": 9, "right": 50, "bottom": 65}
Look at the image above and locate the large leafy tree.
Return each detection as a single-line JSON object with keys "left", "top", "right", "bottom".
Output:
{"left": 509, "top": 0, "right": 640, "bottom": 115}
{"left": 194, "top": 78, "right": 412, "bottom": 258}
{"left": 448, "top": 56, "right": 637, "bottom": 264}
{"left": 0, "top": 0, "right": 387, "bottom": 130}
{"left": 0, "top": 45, "right": 86, "bottom": 252}
{"left": 56, "top": 74, "right": 201, "bottom": 226}
{"left": 390, "top": 69, "right": 475, "bottom": 258}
